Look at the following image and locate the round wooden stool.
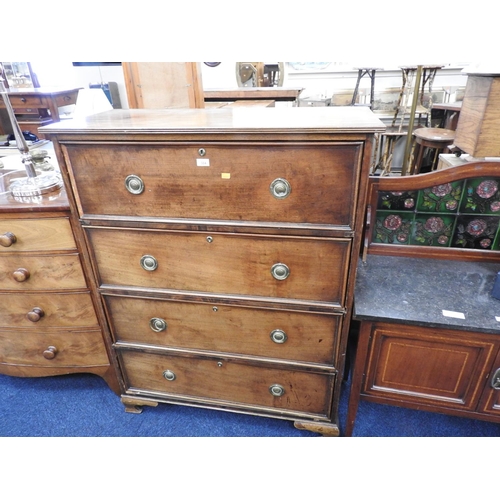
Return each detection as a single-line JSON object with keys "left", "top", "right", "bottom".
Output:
{"left": 411, "top": 127, "right": 455, "bottom": 174}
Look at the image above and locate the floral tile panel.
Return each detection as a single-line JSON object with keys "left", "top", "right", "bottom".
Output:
{"left": 374, "top": 177, "right": 500, "bottom": 251}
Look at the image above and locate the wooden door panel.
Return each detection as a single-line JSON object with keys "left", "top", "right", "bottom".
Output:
{"left": 363, "top": 323, "right": 497, "bottom": 410}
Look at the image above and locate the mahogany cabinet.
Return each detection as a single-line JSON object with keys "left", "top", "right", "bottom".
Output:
{"left": 347, "top": 318, "right": 500, "bottom": 436}
{"left": 42, "top": 106, "right": 384, "bottom": 436}
{"left": 0, "top": 176, "right": 118, "bottom": 391}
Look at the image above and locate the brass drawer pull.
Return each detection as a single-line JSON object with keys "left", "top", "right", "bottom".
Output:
{"left": 124, "top": 174, "right": 145, "bottom": 195}
{"left": 150, "top": 317, "right": 167, "bottom": 332}
{"left": 0, "top": 231, "right": 17, "bottom": 247}
{"left": 270, "top": 329, "right": 287, "bottom": 344}
{"left": 270, "top": 178, "right": 291, "bottom": 199}
{"left": 43, "top": 346, "right": 58, "bottom": 360}
{"left": 12, "top": 268, "right": 30, "bottom": 282}
{"left": 491, "top": 367, "right": 500, "bottom": 390}
{"left": 140, "top": 255, "right": 158, "bottom": 271}
{"left": 269, "top": 384, "right": 285, "bottom": 397}
{"left": 163, "top": 370, "right": 176, "bottom": 381}
{"left": 27, "top": 307, "right": 45, "bottom": 322}
{"left": 271, "top": 263, "right": 290, "bottom": 280}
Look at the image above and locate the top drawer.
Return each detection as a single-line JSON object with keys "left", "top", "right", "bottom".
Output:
{"left": 7, "top": 95, "right": 44, "bottom": 108}
{"left": 64, "top": 142, "right": 362, "bottom": 228}
{"left": 0, "top": 218, "right": 76, "bottom": 252}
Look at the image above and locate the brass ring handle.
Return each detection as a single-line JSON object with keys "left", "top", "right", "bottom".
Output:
{"left": 27, "top": 307, "right": 45, "bottom": 322}
{"left": 491, "top": 367, "right": 500, "bottom": 389}
{"left": 12, "top": 268, "right": 30, "bottom": 282}
{"left": 43, "top": 346, "right": 58, "bottom": 360}
{"left": 270, "top": 329, "right": 288, "bottom": 344}
{"left": 269, "top": 384, "right": 285, "bottom": 397}
{"left": 270, "top": 178, "right": 291, "bottom": 199}
{"left": 271, "top": 263, "right": 290, "bottom": 280}
{"left": 163, "top": 370, "right": 176, "bottom": 381}
{"left": 125, "top": 174, "right": 145, "bottom": 195}
{"left": 140, "top": 255, "right": 158, "bottom": 271}
{"left": 149, "top": 317, "right": 167, "bottom": 332}
{"left": 0, "top": 232, "right": 17, "bottom": 247}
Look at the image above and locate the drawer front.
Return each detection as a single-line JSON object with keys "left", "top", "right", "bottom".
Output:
{"left": 65, "top": 142, "right": 362, "bottom": 227}
{"left": 0, "top": 218, "right": 76, "bottom": 252}
{"left": 0, "top": 253, "right": 86, "bottom": 290}
{"left": 0, "top": 329, "right": 109, "bottom": 367}
{"left": 106, "top": 295, "right": 340, "bottom": 364}
{"left": 88, "top": 228, "right": 350, "bottom": 304}
{"left": 119, "top": 349, "right": 334, "bottom": 417}
{"left": 0, "top": 291, "right": 98, "bottom": 329}
{"left": 54, "top": 92, "right": 78, "bottom": 107}
{"left": 8, "top": 95, "right": 44, "bottom": 108}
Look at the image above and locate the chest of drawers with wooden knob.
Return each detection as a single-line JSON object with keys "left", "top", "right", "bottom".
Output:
{"left": 0, "top": 183, "right": 119, "bottom": 392}
{"left": 42, "top": 107, "right": 384, "bottom": 436}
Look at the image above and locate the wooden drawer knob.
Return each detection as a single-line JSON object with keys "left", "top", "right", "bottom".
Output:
{"left": 12, "top": 268, "right": 30, "bottom": 282}
{"left": 0, "top": 232, "right": 17, "bottom": 247}
{"left": 27, "top": 307, "right": 45, "bottom": 322}
{"left": 43, "top": 346, "right": 58, "bottom": 360}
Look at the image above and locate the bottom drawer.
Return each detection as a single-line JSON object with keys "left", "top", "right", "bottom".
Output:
{"left": 119, "top": 349, "right": 334, "bottom": 418}
{"left": 0, "top": 330, "right": 109, "bottom": 367}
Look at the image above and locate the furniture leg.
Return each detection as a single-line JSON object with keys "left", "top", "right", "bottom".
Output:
{"left": 345, "top": 321, "right": 373, "bottom": 437}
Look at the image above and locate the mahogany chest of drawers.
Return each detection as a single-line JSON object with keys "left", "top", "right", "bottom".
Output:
{"left": 42, "top": 107, "right": 384, "bottom": 436}
{"left": 0, "top": 176, "right": 118, "bottom": 392}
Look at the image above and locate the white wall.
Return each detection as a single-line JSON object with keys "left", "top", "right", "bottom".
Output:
{"left": 28, "top": 61, "right": 471, "bottom": 110}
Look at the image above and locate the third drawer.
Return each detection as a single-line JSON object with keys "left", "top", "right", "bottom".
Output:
{"left": 105, "top": 294, "right": 342, "bottom": 365}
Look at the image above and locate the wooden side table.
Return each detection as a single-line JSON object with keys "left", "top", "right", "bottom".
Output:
{"left": 0, "top": 87, "right": 81, "bottom": 136}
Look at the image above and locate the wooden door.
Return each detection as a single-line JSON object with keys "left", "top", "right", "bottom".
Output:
{"left": 122, "top": 62, "right": 204, "bottom": 109}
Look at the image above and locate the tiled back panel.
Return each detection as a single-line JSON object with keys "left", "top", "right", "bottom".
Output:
{"left": 373, "top": 177, "right": 500, "bottom": 250}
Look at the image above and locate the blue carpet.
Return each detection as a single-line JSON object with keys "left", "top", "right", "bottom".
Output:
{"left": 0, "top": 371, "right": 498, "bottom": 437}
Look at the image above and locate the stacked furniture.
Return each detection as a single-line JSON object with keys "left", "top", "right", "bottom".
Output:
{"left": 42, "top": 106, "right": 384, "bottom": 436}
{"left": 346, "top": 162, "right": 500, "bottom": 436}
{"left": 0, "top": 170, "right": 119, "bottom": 392}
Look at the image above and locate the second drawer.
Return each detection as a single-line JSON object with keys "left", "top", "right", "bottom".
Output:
{"left": 88, "top": 228, "right": 351, "bottom": 305}
{"left": 0, "top": 253, "right": 86, "bottom": 290}
{"left": 105, "top": 294, "right": 341, "bottom": 364}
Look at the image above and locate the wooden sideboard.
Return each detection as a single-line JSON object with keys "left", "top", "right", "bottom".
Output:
{"left": 0, "top": 162, "right": 119, "bottom": 392}
{"left": 41, "top": 106, "right": 384, "bottom": 436}
{"left": 0, "top": 87, "right": 81, "bottom": 136}
{"left": 346, "top": 162, "right": 500, "bottom": 436}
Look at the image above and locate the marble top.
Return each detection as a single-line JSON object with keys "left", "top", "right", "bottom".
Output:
{"left": 354, "top": 254, "right": 500, "bottom": 335}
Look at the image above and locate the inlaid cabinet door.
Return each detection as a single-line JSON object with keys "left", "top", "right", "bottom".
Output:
{"left": 362, "top": 322, "right": 498, "bottom": 411}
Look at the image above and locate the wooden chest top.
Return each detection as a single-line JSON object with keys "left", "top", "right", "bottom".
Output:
{"left": 40, "top": 107, "right": 385, "bottom": 137}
